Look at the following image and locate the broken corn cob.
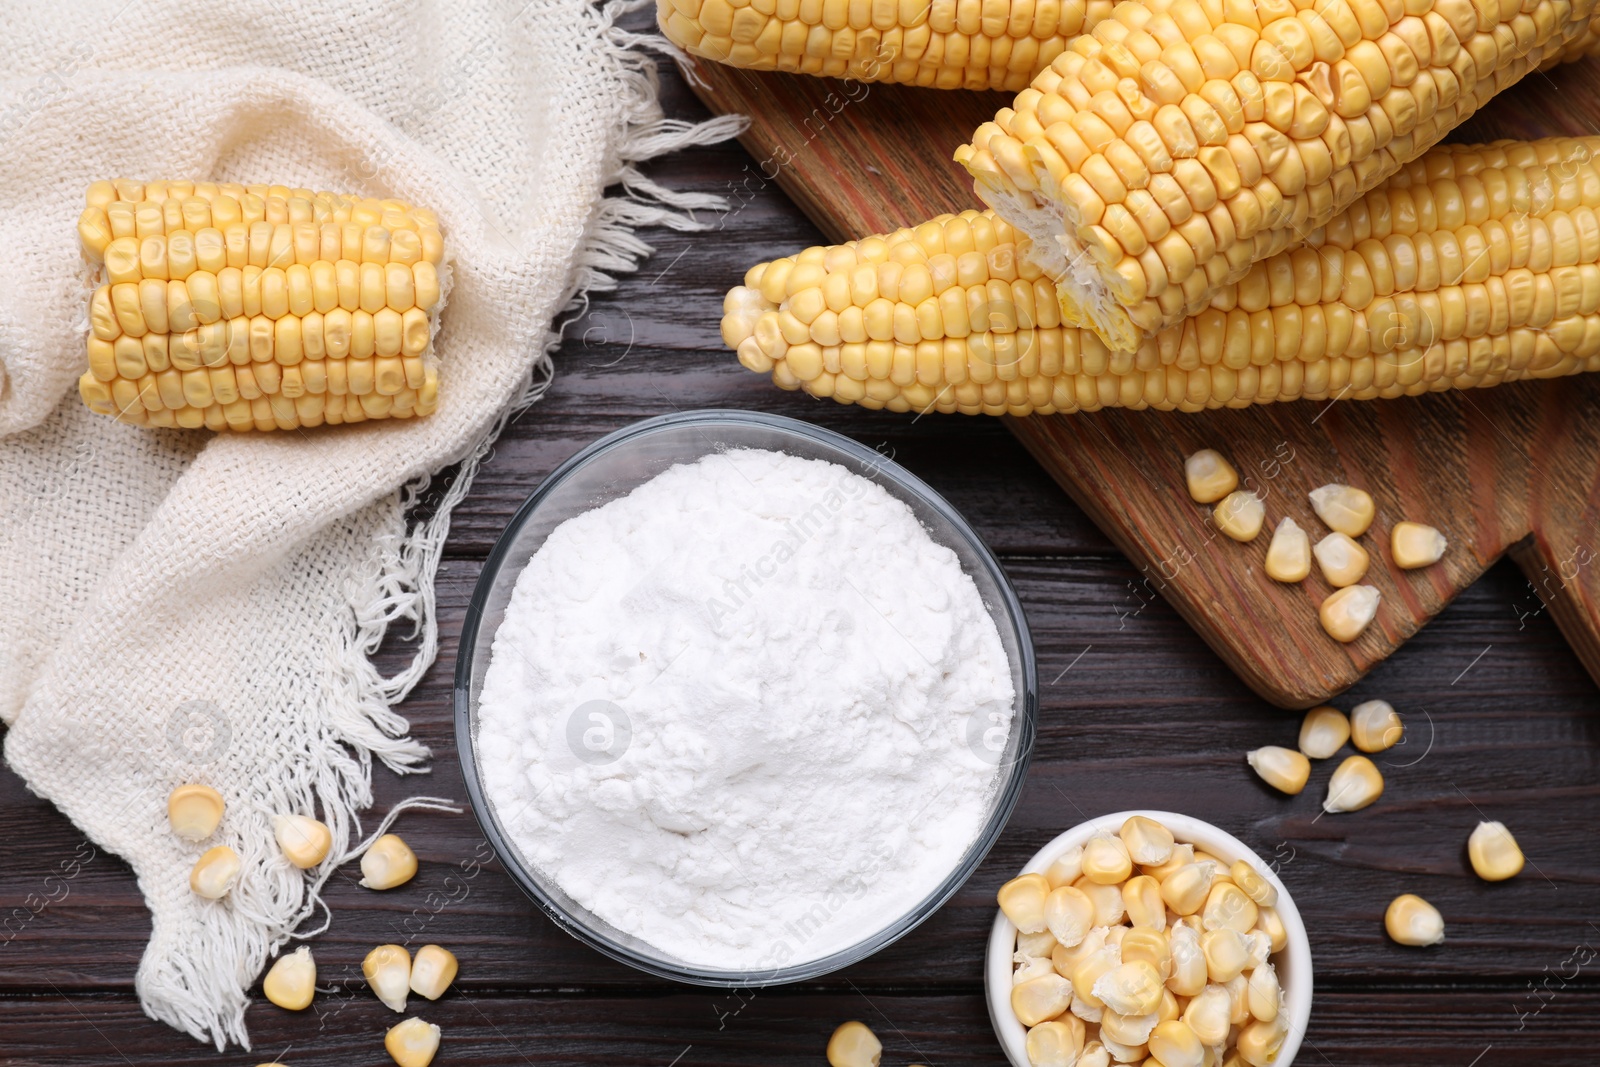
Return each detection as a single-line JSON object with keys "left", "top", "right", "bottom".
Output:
{"left": 956, "top": 0, "right": 1600, "bottom": 352}
{"left": 659, "top": 0, "right": 1114, "bottom": 90}
{"left": 723, "top": 137, "right": 1600, "bottom": 415}
{"left": 77, "top": 180, "right": 445, "bottom": 432}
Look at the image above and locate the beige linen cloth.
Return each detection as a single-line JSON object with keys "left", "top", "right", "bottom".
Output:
{"left": 0, "top": 0, "right": 738, "bottom": 1049}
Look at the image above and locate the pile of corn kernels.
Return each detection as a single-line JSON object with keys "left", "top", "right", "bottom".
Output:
{"left": 999, "top": 816, "right": 1288, "bottom": 1067}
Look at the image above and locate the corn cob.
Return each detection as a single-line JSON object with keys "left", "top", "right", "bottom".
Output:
{"left": 659, "top": 0, "right": 1115, "bottom": 90}
{"left": 723, "top": 137, "right": 1600, "bottom": 415}
{"left": 955, "top": 0, "right": 1600, "bottom": 353}
{"left": 76, "top": 180, "right": 444, "bottom": 432}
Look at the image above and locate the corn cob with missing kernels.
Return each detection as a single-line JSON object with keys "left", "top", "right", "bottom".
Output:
{"left": 660, "top": 0, "right": 1116, "bottom": 90}
{"left": 76, "top": 179, "right": 445, "bottom": 432}
{"left": 956, "top": 0, "right": 1600, "bottom": 354}
{"left": 723, "top": 137, "right": 1600, "bottom": 416}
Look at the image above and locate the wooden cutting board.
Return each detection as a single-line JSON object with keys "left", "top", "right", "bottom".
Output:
{"left": 684, "top": 56, "right": 1600, "bottom": 708}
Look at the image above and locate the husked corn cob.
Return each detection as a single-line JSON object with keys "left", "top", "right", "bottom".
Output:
{"left": 724, "top": 137, "right": 1600, "bottom": 414}
{"left": 955, "top": 0, "right": 1600, "bottom": 352}
{"left": 660, "top": 0, "right": 1114, "bottom": 91}
{"left": 76, "top": 180, "right": 445, "bottom": 432}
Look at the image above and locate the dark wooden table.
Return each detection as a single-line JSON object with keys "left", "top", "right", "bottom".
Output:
{"left": 3, "top": 49, "right": 1599, "bottom": 1067}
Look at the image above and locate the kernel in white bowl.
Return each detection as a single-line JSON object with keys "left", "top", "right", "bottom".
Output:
{"left": 985, "top": 810, "right": 1314, "bottom": 1067}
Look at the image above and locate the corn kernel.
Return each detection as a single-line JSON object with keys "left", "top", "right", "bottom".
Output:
{"left": 1202, "top": 883, "right": 1259, "bottom": 934}
{"left": 1182, "top": 985, "right": 1231, "bottom": 1045}
{"left": 1200, "top": 928, "right": 1251, "bottom": 983}
{"left": 1166, "top": 923, "right": 1207, "bottom": 998}
{"left": 1026, "top": 1019, "right": 1086, "bottom": 1067}
{"left": 1122, "top": 875, "right": 1166, "bottom": 931}
{"left": 364, "top": 944, "right": 412, "bottom": 1013}
{"left": 1323, "top": 754, "right": 1384, "bottom": 813}
{"left": 1052, "top": 927, "right": 1107, "bottom": 977}
{"left": 1045, "top": 845, "right": 1084, "bottom": 888}
{"left": 1214, "top": 490, "right": 1265, "bottom": 542}
{"left": 826, "top": 1021, "right": 882, "bottom": 1067}
{"left": 1314, "top": 532, "right": 1370, "bottom": 587}
{"left": 1077, "top": 1042, "right": 1111, "bottom": 1067}
{"left": 1185, "top": 449, "right": 1239, "bottom": 503}
{"left": 1350, "top": 699, "right": 1404, "bottom": 752}
{"left": 1082, "top": 832, "right": 1134, "bottom": 884}
{"left": 1013, "top": 973, "right": 1075, "bottom": 1026}
{"left": 408, "top": 944, "right": 459, "bottom": 1001}
{"left": 384, "top": 1017, "right": 441, "bottom": 1067}
{"left": 1256, "top": 907, "right": 1288, "bottom": 954}
{"left": 189, "top": 845, "right": 240, "bottom": 899}
{"left": 1099, "top": 1006, "right": 1158, "bottom": 1047}
{"left": 1158, "top": 861, "right": 1216, "bottom": 916}
{"left": 1468, "top": 821, "right": 1525, "bottom": 882}
{"left": 167, "top": 783, "right": 224, "bottom": 841}
{"left": 262, "top": 946, "right": 315, "bottom": 1011}
{"left": 1094, "top": 959, "right": 1165, "bottom": 1016}
{"left": 1016, "top": 930, "right": 1058, "bottom": 959}
{"left": 1147, "top": 1019, "right": 1205, "bottom": 1067}
{"left": 1264, "top": 517, "right": 1311, "bottom": 582}
{"left": 999, "top": 872, "right": 1052, "bottom": 933}
{"left": 1069, "top": 944, "right": 1120, "bottom": 1007}
{"left": 1247, "top": 962, "right": 1281, "bottom": 1022}
{"left": 1392, "top": 521, "right": 1448, "bottom": 569}
{"left": 360, "top": 833, "right": 417, "bottom": 890}
{"left": 1119, "top": 928, "right": 1171, "bottom": 977}
{"left": 1141, "top": 842, "right": 1195, "bottom": 881}
{"left": 1120, "top": 816, "right": 1175, "bottom": 866}
{"left": 1385, "top": 893, "right": 1444, "bottom": 946}
{"left": 1236, "top": 1015, "right": 1288, "bottom": 1066}
{"left": 1247, "top": 745, "right": 1310, "bottom": 795}
{"left": 1320, "top": 584, "right": 1380, "bottom": 642}
{"left": 1298, "top": 705, "right": 1350, "bottom": 759}
{"left": 1309, "top": 483, "right": 1375, "bottom": 537}
{"left": 1229, "top": 861, "right": 1277, "bottom": 908}
{"left": 273, "top": 814, "right": 332, "bottom": 869}
{"left": 1075, "top": 877, "right": 1127, "bottom": 926}
{"left": 1045, "top": 885, "right": 1097, "bottom": 947}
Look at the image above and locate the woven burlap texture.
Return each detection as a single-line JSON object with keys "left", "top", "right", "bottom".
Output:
{"left": 0, "top": 0, "right": 739, "bottom": 1049}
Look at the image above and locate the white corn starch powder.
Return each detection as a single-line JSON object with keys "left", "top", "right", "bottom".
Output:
{"left": 477, "top": 447, "right": 1015, "bottom": 969}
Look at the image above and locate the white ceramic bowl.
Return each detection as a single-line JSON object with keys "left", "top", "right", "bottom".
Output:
{"left": 985, "top": 810, "right": 1313, "bottom": 1066}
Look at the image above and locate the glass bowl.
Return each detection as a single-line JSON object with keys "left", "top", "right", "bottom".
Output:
{"left": 455, "top": 409, "right": 1039, "bottom": 987}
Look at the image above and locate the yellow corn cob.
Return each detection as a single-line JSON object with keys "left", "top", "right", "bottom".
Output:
{"left": 723, "top": 137, "right": 1600, "bottom": 415}
{"left": 76, "top": 179, "right": 444, "bottom": 432}
{"left": 955, "top": 0, "right": 1600, "bottom": 353}
{"left": 660, "top": 0, "right": 1116, "bottom": 90}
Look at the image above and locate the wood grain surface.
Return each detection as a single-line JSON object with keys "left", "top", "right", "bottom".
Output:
{"left": 0, "top": 15, "right": 1597, "bottom": 1066}
{"left": 684, "top": 55, "right": 1600, "bottom": 707}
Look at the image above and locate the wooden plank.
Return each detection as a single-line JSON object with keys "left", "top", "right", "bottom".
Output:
{"left": 3, "top": 988, "right": 1599, "bottom": 1065}
{"left": 680, "top": 55, "right": 1600, "bottom": 707}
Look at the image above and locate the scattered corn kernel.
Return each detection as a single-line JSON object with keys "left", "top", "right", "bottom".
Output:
{"left": 1082, "top": 832, "right": 1133, "bottom": 885}
{"left": 189, "top": 845, "right": 240, "bottom": 899}
{"left": 1320, "top": 585, "right": 1381, "bottom": 643}
{"left": 1013, "top": 973, "right": 1075, "bottom": 1027}
{"left": 384, "top": 1017, "right": 441, "bottom": 1067}
{"left": 1392, "top": 522, "right": 1449, "bottom": 569}
{"left": 1314, "top": 532, "right": 1371, "bottom": 588}
{"left": 1026, "top": 1019, "right": 1086, "bottom": 1067}
{"left": 1350, "top": 700, "right": 1404, "bottom": 752}
{"left": 826, "top": 1021, "right": 882, "bottom": 1067}
{"left": 999, "top": 872, "right": 1052, "bottom": 934}
{"left": 1119, "top": 816, "right": 1175, "bottom": 867}
{"left": 1214, "top": 491, "right": 1265, "bottom": 543}
{"left": 360, "top": 833, "right": 418, "bottom": 890}
{"left": 364, "top": 944, "right": 412, "bottom": 1013}
{"left": 1298, "top": 706, "right": 1351, "bottom": 760}
{"left": 273, "top": 814, "right": 333, "bottom": 869}
{"left": 1323, "top": 755, "right": 1384, "bottom": 813}
{"left": 409, "top": 944, "right": 459, "bottom": 1000}
{"left": 1468, "top": 821, "right": 1526, "bottom": 882}
{"left": 1229, "top": 861, "right": 1277, "bottom": 909}
{"left": 1264, "top": 518, "right": 1311, "bottom": 583}
{"left": 262, "top": 946, "right": 315, "bottom": 1011}
{"left": 1385, "top": 894, "right": 1445, "bottom": 946}
{"left": 1309, "top": 484, "right": 1376, "bottom": 538}
{"left": 1247, "top": 746, "right": 1310, "bottom": 796}
{"left": 167, "top": 783, "right": 224, "bottom": 841}
{"left": 1185, "top": 450, "right": 1239, "bottom": 504}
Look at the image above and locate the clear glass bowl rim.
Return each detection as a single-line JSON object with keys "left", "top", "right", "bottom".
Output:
{"left": 453, "top": 408, "right": 1040, "bottom": 987}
